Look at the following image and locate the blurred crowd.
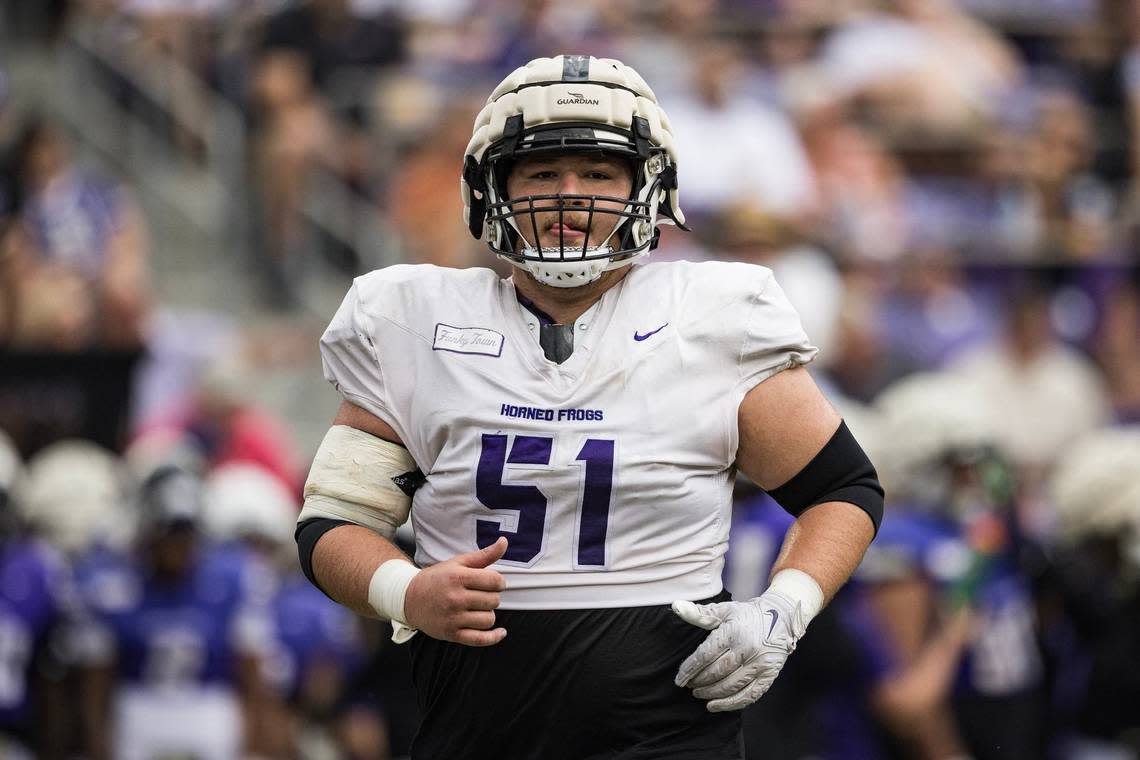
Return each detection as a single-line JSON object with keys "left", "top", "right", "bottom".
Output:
{"left": 1, "top": 0, "right": 1140, "bottom": 758}
{"left": 0, "top": 427, "right": 415, "bottom": 760}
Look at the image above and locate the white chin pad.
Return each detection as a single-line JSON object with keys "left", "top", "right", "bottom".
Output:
{"left": 516, "top": 250, "right": 611, "bottom": 288}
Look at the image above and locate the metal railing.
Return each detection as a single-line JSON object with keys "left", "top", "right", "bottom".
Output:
{"left": 55, "top": 16, "right": 400, "bottom": 312}
{"left": 59, "top": 20, "right": 244, "bottom": 239}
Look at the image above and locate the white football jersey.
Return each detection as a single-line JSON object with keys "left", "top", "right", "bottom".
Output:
{"left": 321, "top": 260, "right": 817, "bottom": 609}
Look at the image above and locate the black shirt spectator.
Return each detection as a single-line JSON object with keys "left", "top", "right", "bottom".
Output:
{"left": 259, "top": 0, "right": 407, "bottom": 91}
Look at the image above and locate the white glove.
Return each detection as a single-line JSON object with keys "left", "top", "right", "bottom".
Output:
{"left": 673, "top": 569, "right": 823, "bottom": 712}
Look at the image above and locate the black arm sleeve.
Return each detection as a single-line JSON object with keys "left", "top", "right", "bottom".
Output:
{"left": 766, "top": 421, "right": 884, "bottom": 535}
{"left": 295, "top": 518, "right": 355, "bottom": 597}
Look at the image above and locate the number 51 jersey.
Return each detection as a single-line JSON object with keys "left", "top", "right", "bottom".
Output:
{"left": 320, "top": 260, "right": 816, "bottom": 610}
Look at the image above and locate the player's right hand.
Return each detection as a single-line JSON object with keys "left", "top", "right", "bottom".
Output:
{"left": 403, "top": 537, "right": 508, "bottom": 647}
{"left": 673, "top": 589, "right": 806, "bottom": 712}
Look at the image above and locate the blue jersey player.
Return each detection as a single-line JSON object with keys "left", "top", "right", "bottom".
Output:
{"left": 0, "top": 430, "right": 76, "bottom": 760}
{"left": 0, "top": 535, "right": 76, "bottom": 758}
{"left": 74, "top": 466, "right": 276, "bottom": 760}
{"left": 855, "top": 372, "right": 1045, "bottom": 759}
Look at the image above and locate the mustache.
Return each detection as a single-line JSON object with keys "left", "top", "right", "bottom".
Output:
{"left": 526, "top": 206, "right": 594, "bottom": 230}
{"left": 543, "top": 213, "right": 590, "bottom": 232}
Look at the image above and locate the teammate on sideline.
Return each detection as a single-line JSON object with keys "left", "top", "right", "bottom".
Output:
{"left": 296, "top": 54, "right": 882, "bottom": 759}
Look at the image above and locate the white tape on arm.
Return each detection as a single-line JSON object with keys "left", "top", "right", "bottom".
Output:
{"left": 299, "top": 425, "right": 418, "bottom": 538}
{"left": 767, "top": 568, "right": 824, "bottom": 623}
{"left": 367, "top": 559, "right": 421, "bottom": 624}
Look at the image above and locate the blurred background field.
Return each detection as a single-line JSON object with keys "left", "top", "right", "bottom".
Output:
{"left": 1, "top": 1, "right": 1139, "bottom": 758}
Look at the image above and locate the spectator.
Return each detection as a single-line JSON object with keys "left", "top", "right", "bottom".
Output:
{"left": 900, "top": 90, "right": 1114, "bottom": 261}
{"left": 1094, "top": 277, "right": 1140, "bottom": 422}
{"left": 135, "top": 356, "right": 305, "bottom": 495}
{"left": 665, "top": 42, "right": 819, "bottom": 242}
{"left": 820, "top": 274, "right": 917, "bottom": 402}
{"left": 794, "top": 90, "right": 910, "bottom": 262}
{"left": 817, "top": 0, "right": 1023, "bottom": 140}
{"left": 949, "top": 285, "right": 1111, "bottom": 473}
{"left": 248, "top": 0, "right": 405, "bottom": 305}
{"left": 0, "top": 118, "right": 150, "bottom": 350}
{"left": 112, "top": 0, "right": 234, "bottom": 160}
{"left": 258, "top": 0, "right": 406, "bottom": 94}
{"left": 248, "top": 47, "right": 339, "bottom": 305}
{"left": 1026, "top": 88, "right": 1116, "bottom": 260}
{"left": 386, "top": 101, "right": 488, "bottom": 269}
{"left": 0, "top": 68, "right": 17, "bottom": 344}
{"left": 932, "top": 121, "right": 1039, "bottom": 258}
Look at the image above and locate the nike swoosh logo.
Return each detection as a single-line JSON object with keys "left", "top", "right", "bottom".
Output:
{"left": 633, "top": 323, "right": 669, "bottom": 342}
{"left": 765, "top": 609, "right": 780, "bottom": 639}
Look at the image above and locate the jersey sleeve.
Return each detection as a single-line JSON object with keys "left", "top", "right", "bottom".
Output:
{"left": 738, "top": 269, "right": 818, "bottom": 389}
{"left": 319, "top": 280, "right": 400, "bottom": 431}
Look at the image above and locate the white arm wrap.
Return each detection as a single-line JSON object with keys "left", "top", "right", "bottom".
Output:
{"left": 368, "top": 559, "right": 421, "bottom": 625}
{"left": 298, "top": 425, "right": 418, "bottom": 539}
{"left": 767, "top": 568, "right": 824, "bottom": 623}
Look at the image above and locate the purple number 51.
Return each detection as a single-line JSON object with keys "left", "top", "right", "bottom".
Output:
{"left": 475, "top": 433, "right": 614, "bottom": 566}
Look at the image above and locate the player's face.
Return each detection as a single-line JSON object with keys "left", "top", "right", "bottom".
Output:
{"left": 505, "top": 154, "right": 634, "bottom": 251}
{"left": 148, "top": 525, "right": 197, "bottom": 579}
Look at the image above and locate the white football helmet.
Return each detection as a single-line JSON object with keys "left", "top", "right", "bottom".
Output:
{"left": 135, "top": 464, "right": 205, "bottom": 536}
{"left": 202, "top": 463, "right": 297, "bottom": 547}
{"left": 874, "top": 371, "right": 1009, "bottom": 511}
{"left": 1050, "top": 426, "right": 1140, "bottom": 543}
{"left": 462, "top": 54, "right": 687, "bottom": 288}
{"left": 17, "top": 440, "right": 130, "bottom": 553}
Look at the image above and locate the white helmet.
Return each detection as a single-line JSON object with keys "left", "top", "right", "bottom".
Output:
{"left": 17, "top": 440, "right": 130, "bottom": 553}
{"left": 1050, "top": 426, "right": 1140, "bottom": 544}
{"left": 202, "top": 464, "right": 297, "bottom": 547}
{"left": 874, "top": 371, "right": 1005, "bottom": 508}
{"left": 135, "top": 464, "right": 205, "bottom": 536}
{"left": 462, "top": 54, "right": 687, "bottom": 288}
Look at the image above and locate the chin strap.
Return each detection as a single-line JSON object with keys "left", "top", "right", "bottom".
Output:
{"left": 463, "top": 155, "right": 486, "bottom": 239}
{"left": 657, "top": 165, "right": 689, "bottom": 231}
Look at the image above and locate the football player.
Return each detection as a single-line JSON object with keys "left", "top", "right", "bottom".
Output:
{"left": 0, "top": 431, "right": 77, "bottom": 760}
{"left": 1042, "top": 426, "right": 1140, "bottom": 757}
{"left": 204, "top": 463, "right": 376, "bottom": 758}
{"left": 296, "top": 54, "right": 883, "bottom": 759}
{"left": 74, "top": 465, "right": 277, "bottom": 760}
{"left": 856, "top": 371, "right": 1045, "bottom": 759}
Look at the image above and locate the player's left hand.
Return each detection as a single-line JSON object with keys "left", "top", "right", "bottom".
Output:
{"left": 672, "top": 590, "right": 807, "bottom": 712}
